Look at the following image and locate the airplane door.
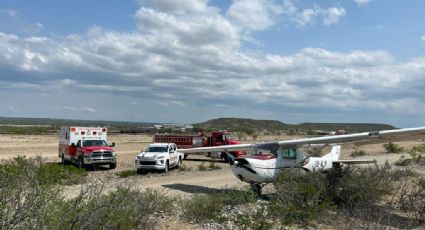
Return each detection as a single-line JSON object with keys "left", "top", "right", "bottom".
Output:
{"left": 278, "top": 148, "right": 297, "bottom": 168}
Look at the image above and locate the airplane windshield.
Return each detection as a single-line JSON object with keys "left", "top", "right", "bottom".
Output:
{"left": 82, "top": 140, "right": 108, "bottom": 147}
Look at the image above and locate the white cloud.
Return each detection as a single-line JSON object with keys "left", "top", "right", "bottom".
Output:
{"left": 226, "top": 0, "right": 282, "bottom": 31}
{"left": 323, "top": 7, "right": 346, "bottom": 26}
{"left": 286, "top": 4, "right": 346, "bottom": 27}
{"left": 225, "top": 0, "right": 346, "bottom": 31}
{"left": 354, "top": 0, "right": 372, "bottom": 6}
{"left": 0, "top": 1, "right": 424, "bottom": 126}
{"left": 421, "top": 35, "right": 425, "bottom": 43}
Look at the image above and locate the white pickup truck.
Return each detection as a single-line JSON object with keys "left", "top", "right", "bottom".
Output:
{"left": 135, "top": 143, "right": 183, "bottom": 173}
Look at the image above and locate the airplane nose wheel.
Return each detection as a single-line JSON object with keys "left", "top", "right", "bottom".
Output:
{"left": 250, "top": 183, "right": 263, "bottom": 196}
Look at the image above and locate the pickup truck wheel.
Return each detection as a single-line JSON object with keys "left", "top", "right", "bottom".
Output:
{"left": 109, "top": 162, "right": 117, "bottom": 169}
{"left": 137, "top": 168, "right": 144, "bottom": 174}
{"left": 164, "top": 161, "right": 169, "bottom": 173}
{"left": 177, "top": 157, "right": 182, "bottom": 167}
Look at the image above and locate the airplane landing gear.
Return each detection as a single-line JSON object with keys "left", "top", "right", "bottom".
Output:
{"left": 250, "top": 183, "right": 263, "bottom": 196}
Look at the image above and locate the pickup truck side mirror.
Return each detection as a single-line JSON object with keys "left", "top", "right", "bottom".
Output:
{"left": 110, "top": 142, "right": 115, "bottom": 147}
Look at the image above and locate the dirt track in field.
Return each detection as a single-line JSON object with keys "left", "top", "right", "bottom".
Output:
{"left": 1, "top": 133, "right": 424, "bottom": 198}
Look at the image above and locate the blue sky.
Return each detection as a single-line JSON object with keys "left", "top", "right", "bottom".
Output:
{"left": 0, "top": 0, "right": 425, "bottom": 127}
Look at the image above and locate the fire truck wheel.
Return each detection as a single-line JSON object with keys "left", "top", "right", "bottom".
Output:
{"left": 164, "top": 161, "right": 169, "bottom": 173}
{"left": 77, "top": 157, "right": 85, "bottom": 169}
{"left": 109, "top": 162, "right": 117, "bottom": 169}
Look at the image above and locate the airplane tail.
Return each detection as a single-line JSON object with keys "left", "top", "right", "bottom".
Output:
{"left": 321, "top": 145, "right": 341, "bottom": 161}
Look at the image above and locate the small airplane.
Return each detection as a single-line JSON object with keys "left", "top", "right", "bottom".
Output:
{"left": 180, "top": 127, "right": 425, "bottom": 194}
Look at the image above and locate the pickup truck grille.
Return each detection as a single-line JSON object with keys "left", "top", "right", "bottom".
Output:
{"left": 92, "top": 151, "right": 113, "bottom": 158}
{"left": 140, "top": 161, "right": 156, "bottom": 165}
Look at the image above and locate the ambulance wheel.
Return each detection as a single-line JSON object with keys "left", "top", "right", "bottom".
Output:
{"left": 164, "top": 161, "right": 169, "bottom": 173}
{"left": 77, "top": 157, "right": 85, "bottom": 169}
{"left": 109, "top": 162, "right": 117, "bottom": 169}
{"left": 61, "top": 154, "right": 66, "bottom": 165}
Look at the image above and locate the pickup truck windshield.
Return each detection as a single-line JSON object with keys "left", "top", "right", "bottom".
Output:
{"left": 146, "top": 146, "right": 168, "bottom": 152}
{"left": 82, "top": 140, "right": 108, "bottom": 147}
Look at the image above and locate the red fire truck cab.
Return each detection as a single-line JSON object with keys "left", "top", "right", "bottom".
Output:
{"left": 153, "top": 130, "right": 245, "bottom": 160}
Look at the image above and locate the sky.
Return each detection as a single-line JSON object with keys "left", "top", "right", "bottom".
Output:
{"left": 0, "top": 0, "right": 425, "bottom": 127}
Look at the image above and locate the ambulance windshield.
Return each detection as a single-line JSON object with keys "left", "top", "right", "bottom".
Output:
{"left": 82, "top": 140, "right": 108, "bottom": 147}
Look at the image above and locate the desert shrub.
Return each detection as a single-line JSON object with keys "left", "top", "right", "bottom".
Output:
{"left": 394, "top": 144, "right": 425, "bottom": 166}
{"left": 178, "top": 164, "right": 192, "bottom": 171}
{"left": 57, "top": 186, "right": 174, "bottom": 229}
{"left": 350, "top": 147, "right": 366, "bottom": 157}
{"left": 233, "top": 202, "right": 273, "bottom": 230}
{"left": 116, "top": 169, "right": 138, "bottom": 178}
{"left": 394, "top": 155, "right": 414, "bottom": 166}
{"left": 325, "top": 165, "right": 395, "bottom": 209}
{"left": 181, "top": 188, "right": 256, "bottom": 224}
{"left": 208, "top": 161, "right": 221, "bottom": 170}
{"left": 181, "top": 193, "right": 226, "bottom": 224}
{"left": 383, "top": 142, "right": 404, "bottom": 153}
{"left": 0, "top": 157, "right": 174, "bottom": 229}
{"left": 0, "top": 156, "right": 87, "bottom": 186}
{"left": 395, "top": 176, "right": 425, "bottom": 224}
{"left": 198, "top": 162, "right": 207, "bottom": 171}
{"left": 407, "top": 144, "right": 425, "bottom": 166}
{"left": 0, "top": 157, "right": 65, "bottom": 229}
{"left": 270, "top": 170, "right": 332, "bottom": 228}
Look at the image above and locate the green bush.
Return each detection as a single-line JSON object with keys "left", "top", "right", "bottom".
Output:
{"left": 208, "top": 161, "right": 221, "bottom": 170}
{"left": 350, "top": 147, "right": 366, "bottom": 157}
{"left": 383, "top": 142, "right": 404, "bottom": 153}
{"left": 234, "top": 202, "right": 273, "bottom": 230}
{"left": 198, "top": 162, "right": 207, "bottom": 171}
{"left": 407, "top": 144, "right": 425, "bottom": 166}
{"left": 0, "top": 157, "right": 174, "bottom": 229}
{"left": 178, "top": 164, "right": 192, "bottom": 171}
{"left": 116, "top": 169, "right": 139, "bottom": 178}
{"left": 57, "top": 187, "right": 174, "bottom": 229}
{"left": 181, "top": 188, "right": 256, "bottom": 224}
{"left": 270, "top": 170, "right": 332, "bottom": 228}
{"left": 0, "top": 156, "right": 87, "bottom": 185}
{"left": 395, "top": 176, "right": 425, "bottom": 224}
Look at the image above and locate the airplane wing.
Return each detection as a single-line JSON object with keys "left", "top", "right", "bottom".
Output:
{"left": 179, "top": 127, "right": 425, "bottom": 155}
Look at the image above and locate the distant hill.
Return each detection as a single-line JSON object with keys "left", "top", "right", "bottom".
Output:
{"left": 294, "top": 122, "right": 396, "bottom": 133}
{"left": 194, "top": 118, "right": 397, "bottom": 133}
{"left": 194, "top": 118, "right": 290, "bottom": 132}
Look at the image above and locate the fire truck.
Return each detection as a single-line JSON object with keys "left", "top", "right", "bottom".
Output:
{"left": 153, "top": 130, "right": 244, "bottom": 160}
{"left": 58, "top": 127, "right": 117, "bottom": 169}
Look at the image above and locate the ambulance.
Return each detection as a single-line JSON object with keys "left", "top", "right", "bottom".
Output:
{"left": 58, "top": 127, "right": 117, "bottom": 169}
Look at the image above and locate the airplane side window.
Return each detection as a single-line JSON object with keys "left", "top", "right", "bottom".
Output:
{"left": 282, "top": 149, "right": 296, "bottom": 159}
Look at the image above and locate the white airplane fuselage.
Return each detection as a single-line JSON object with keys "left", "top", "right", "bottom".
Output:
{"left": 229, "top": 146, "right": 341, "bottom": 184}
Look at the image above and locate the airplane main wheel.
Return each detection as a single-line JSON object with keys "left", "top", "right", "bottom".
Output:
{"left": 250, "top": 183, "right": 262, "bottom": 195}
